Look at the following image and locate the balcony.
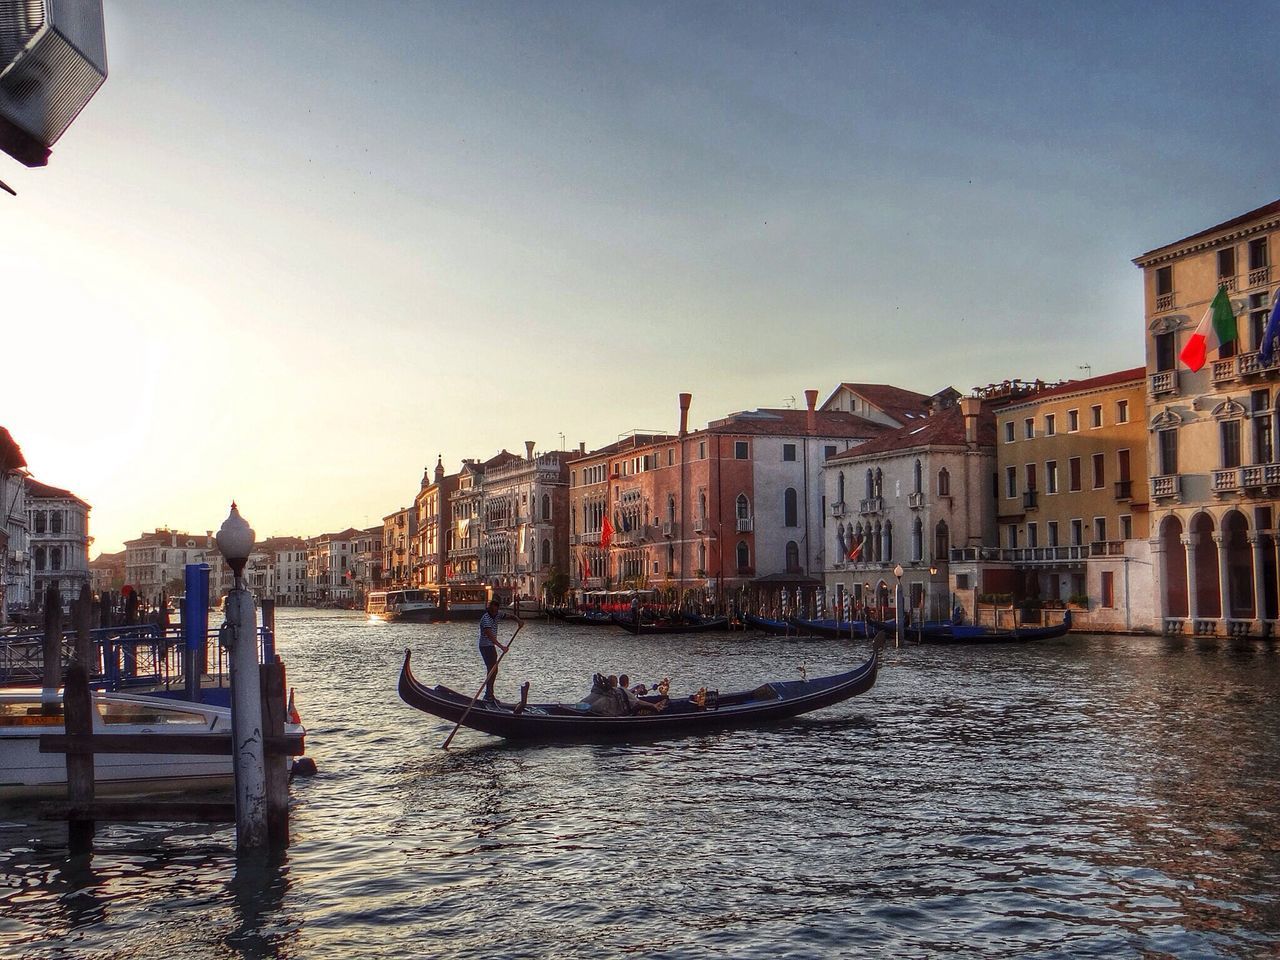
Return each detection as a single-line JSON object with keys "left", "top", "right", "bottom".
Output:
{"left": 859, "top": 497, "right": 883, "bottom": 516}
{"left": 1242, "top": 463, "right": 1280, "bottom": 487}
{"left": 1248, "top": 265, "right": 1271, "bottom": 288}
{"left": 1114, "top": 479, "right": 1133, "bottom": 501}
{"left": 948, "top": 545, "right": 1089, "bottom": 565}
{"left": 1212, "top": 468, "right": 1240, "bottom": 495}
{"left": 1155, "top": 292, "right": 1174, "bottom": 312}
{"left": 1149, "top": 370, "right": 1178, "bottom": 396}
{"left": 693, "top": 517, "right": 706, "bottom": 534}
{"left": 908, "top": 492, "right": 926, "bottom": 509}
{"left": 736, "top": 517, "right": 754, "bottom": 533}
{"left": 1212, "top": 356, "right": 1240, "bottom": 384}
{"left": 830, "top": 501, "right": 847, "bottom": 518}
{"left": 1151, "top": 474, "right": 1181, "bottom": 499}
{"left": 1089, "top": 540, "right": 1128, "bottom": 557}
{"left": 662, "top": 521, "right": 675, "bottom": 538}
{"left": 1218, "top": 274, "right": 1238, "bottom": 293}
{"left": 1022, "top": 490, "right": 1038, "bottom": 511}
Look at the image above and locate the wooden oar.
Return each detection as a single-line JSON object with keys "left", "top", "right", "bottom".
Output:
{"left": 441, "top": 607, "right": 524, "bottom": 750}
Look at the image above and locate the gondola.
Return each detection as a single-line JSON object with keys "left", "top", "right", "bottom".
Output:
{"left": 743, "top": 612, "right": 794, "bottom": 635}
{"left": 879, "top": 610, "right": 1072, "bottom": 644}
{"left": 611, "top": 614, "right": 730, "bottom": 635}
{"left": 397, "top": 643, "right": 881, "bottom": 742}
{"left": 558, "top": 611, "right": 618, "bottom": 627}
{"left": 787, "top": 616, "right": 874, "bottom": 640}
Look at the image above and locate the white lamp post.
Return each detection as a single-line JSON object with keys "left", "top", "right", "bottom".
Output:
{"left": 893, "top": 563, "right": 905, "bottom": 646}
{"left": 216, "top": 502, "right": 267, "bottom": 849}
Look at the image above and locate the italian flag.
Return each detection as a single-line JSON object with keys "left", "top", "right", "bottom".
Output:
{"left": 1179, "top": 286, "right": 1237, "bottom": 372}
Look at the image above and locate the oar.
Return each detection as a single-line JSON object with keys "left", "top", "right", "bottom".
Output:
{"left": 442, "top": 607, "right": 524, "bottom": 750}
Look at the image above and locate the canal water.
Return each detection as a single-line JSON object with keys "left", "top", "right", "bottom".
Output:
{"left": 2, "top": 609, "right": 1278, "bottom": 958}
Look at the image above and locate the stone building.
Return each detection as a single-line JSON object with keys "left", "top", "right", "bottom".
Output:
{"left": 446, "top": 452, "right": 520, "bottom": 584}
{"left": 25, "top": 478, "right": 92, "bottom": 608}
{"left": 380, "top": 507, "right": 416, "bottom": 588}
{"left": 480, "top": 442, "right": 571, "bottom": 602}
{"left": 124, "top": 528, "right": 216, "bottom": 605}
{"left": 306, "top": 528, "right": 361, "bottom": 604}
{"left": 0, "top": 427, "right": 29, "bottom": 621}
{"left": 1136, "top": 198, "right": 1280, "bottom": 634}
{"left": 260, "top": 536, "right": 307, "bottom": 606}
{"left": 89, "top": 550, "right": 125, "bottom": 594}
{"left": 413, "top": 457, "right": 459, "bottom": 589}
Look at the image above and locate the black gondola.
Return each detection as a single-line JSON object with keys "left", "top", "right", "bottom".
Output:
{"left": 611, "top": 614, "right": 730, "bottom": 635}
{"left": 876, "top": 609, "right": 1072, "bottom": 644}
{"left": 397, "top": 644, "right": 881, "bottom": 742}
{"left": 787, "top": 616, "right": 874, "bottom": 640}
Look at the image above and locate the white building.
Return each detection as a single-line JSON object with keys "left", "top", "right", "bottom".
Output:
{"left": 123, "top": 529, "right": 216, "bottom": 605}
{"left": 307, "top": 529, "right": 360, "bottom": 605}
{"left": 25, "top": 479, "right": 92, "bottom": 609}
{"left": 1, "top": 427, "right": 30, "bottom": 622}
{"left": 480, "top": 443, "right": 570, "bottom": 602}
{"left": 262, "top": 536, "right": 307, "bottom": 606}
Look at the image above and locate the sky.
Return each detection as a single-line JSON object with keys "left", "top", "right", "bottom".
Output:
{"left": 2, "top": 0, "right": 1277, "bottom": 554}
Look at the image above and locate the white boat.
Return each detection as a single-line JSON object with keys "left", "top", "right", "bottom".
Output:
{"left": 0, "top": 688, "right": 303, "bottom": 800}
{"left": 366, "top": 588, "right": 441, "bottom": 622}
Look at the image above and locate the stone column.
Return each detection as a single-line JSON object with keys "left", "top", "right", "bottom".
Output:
{"left": 1213, "top": 532, "right": 1229, "bottom": 622}
{"left": 1249, "top": 533, "right": 1266, "bottom": 624}
{"left": 1149, "top": 537, "right": 1166, "bottom": 626}
{"left": 1182, "top": 533, "right": 1198, "bottom": 622}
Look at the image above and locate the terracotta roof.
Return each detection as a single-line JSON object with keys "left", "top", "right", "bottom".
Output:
{"left": 1135, "top": 198, "right": 1280, "bottom": 261}
{"left": 258, "top": 536, "right": 307, "bottom": 550}
{"left": 826, "top": 405, "right": 993, "bottom": 462}
{"left": 997, "top": 366, "right": 1145, "bottom": 409}
{"left": 24, "top": 477, "right": 87, "bottom": 505}
{"left": 820, "top": 383, "right": 934, "bottom": 424}
{"left": 567, "top": 434, "right": 676, "bottom": 464}
{"left": 0, "top": 427, "right": 25, "bottom": 472}
{"left": 704, "top": 407, "right": 892, "bottom": 439}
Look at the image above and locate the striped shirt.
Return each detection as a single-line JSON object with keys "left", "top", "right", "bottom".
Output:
{"left": 478, "top": 611, "right": 498, "bottom": 648}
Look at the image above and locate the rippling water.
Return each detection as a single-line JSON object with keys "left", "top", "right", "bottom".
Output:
{"left": 2, "top": 610, "right": 1278, "bottom": 958}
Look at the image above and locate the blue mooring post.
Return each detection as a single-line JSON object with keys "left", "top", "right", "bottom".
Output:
{"left": 183, "top": 563, "right": 210, "bottom": 702}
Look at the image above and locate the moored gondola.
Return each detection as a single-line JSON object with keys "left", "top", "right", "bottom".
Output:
{"left": 611, "top": 614, "right": 730, "bottom": 635}
{"left": 397, "top": 643, "right": 880, "bottom": 742}
{"left": 876, "top": 609, "right": 1072, "bottom": 644}
{"left": 787, "top": 616, "right": 875, "bottom": 640}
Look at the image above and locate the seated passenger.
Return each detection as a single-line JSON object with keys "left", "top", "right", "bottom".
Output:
{"left": 580, "top": 674, "right": 629, "bottom": 717}
{"left": 617, "top": 674, "right": 666, "bottom": 714}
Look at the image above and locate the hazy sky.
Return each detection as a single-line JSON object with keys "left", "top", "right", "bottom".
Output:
{"left": 2, "top": 0, "right": 1277, "bottom": 553}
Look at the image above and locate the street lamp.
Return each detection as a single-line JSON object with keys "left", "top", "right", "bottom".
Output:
{"left": 928, "top": 563, "right": 938, "bottom": 622}
{"left": 893, "top": 563, "right": 905, "bottom": 645}
{"left": 215, "top": 501, "right": 267, "bottom": 849}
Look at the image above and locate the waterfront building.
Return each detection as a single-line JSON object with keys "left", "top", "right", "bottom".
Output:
{"left": 124, "top": 528, "right": 215, "bottom": 605}
{"left": 824, "top": 396, "right": 993, "bottom": 621}
{"left": 568, "top": 391, "right": 891, "bottom": 606}
{"left": 1136, "top": 199, "right": 1280, "bottom": 634}
{"left": 380, "top": 507, "right": 415, "bottom": 588}
{"left": 479, "top": 442, "right": 570, "bottom": 602}
{"left": 25, "top": 479, "right": 92, "bottom": 609}
{"left": 0, "top": 427, "right": 29, "bottom": 621}
{"left": 446, "top": 452, "right": 521, "bottom": 584}
{"left": 351, "top": 526, "right": 382, "bottom": 604}
{"left": 260, "top": 536, "right": 307, "bottom": 606}
{"left": 820, "top": 382, "right": 951, "bottom": 426}
{"left": 89, "top": 550, "right": 125, "bottom": 594}
{"left": 949, "top": 370, "right": 1155, "bottom": 631}
{"left": 306, "top": 528, "right": 361, "bottom": 604}
{"left": 413, "top": 457, "right": 459, "bottom": 589}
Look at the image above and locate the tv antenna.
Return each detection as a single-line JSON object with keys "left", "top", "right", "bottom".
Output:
{"left": 1078, "top": 364, "right": 1092, "bottom": 378}
{"left": 782, "top": 396, "right": 796, "bottom": 409}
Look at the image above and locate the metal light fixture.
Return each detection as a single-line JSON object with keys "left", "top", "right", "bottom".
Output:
{"left": 893, "top": 563, "right": 904, "bottom": 579}
{"left": 929, "top": 564, "right": 938, "bottom": 576}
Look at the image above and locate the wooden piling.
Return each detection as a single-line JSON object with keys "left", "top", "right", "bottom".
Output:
{"left": 73, "top": 584, "right": 93, "bottom": 669}
{"left": 63, "top": 661, "right": 96, "bottom": 848}
{"left": 260, "top": 657, "right": 289, "bottom": 847}
{"left": 42, "top": 584, "right": 62, "bottom": 713}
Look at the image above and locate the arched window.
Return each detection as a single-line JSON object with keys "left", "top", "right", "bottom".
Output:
{"left": 50, "top": 547, "right": 61, "bottom": 571}
{"left": 736, "top": 494, "right": 750, "bottom": 520}
{"left": 837, "top": 523, "right": 847, "bottom": 555}
{"left": 912, "top": 518, "right": 923, "bottom": 561}
{"left": 699, "top": 492, "right": 708, "bottom": 520}
{"left": 913, "top": 459, "right": 922, "bottom": 494}
{"left": 667, "top": 543, "right": 675, "bottom": 572}
{"left": 737, "top": 540, "right": 750, "bottom": 570}
{"left": 667, "top": 495, "right": 676, "bottom": 523}
{"left": 698, "top": 542, "right": 707, "bottom": 572}
{"left": 838, "top": 471, "right": 846, "bottom": 504}
{"left": 783, "top": 488, "right": 798, "bottom": 527}
{"left": 874, "top": 468, "right": 883, "bottom": 498}
{"left": 785, "top": 540, "right": 800, "bottom": 573}
{"left": 541, "top": 539, "right": 551, "bottom": 567}
{"left": 872, "top": 522, "right": 882, "bottom": 561}
{"left": 865, "top": 469, "right": 874, "bottom": 499}
{"left": 34, "top": 546, "right": 45, "bottom": 571}
{"left": 542, "top": 494, "right": 551, "bottom": 521}
{"left": 937, "top": 468, "right": 951, "bottom": 497}
{"left": 883, "top": 520, "right": 893, "bottom": 560}
{"left": 935, "top": 520, "right": 950, "bottom": 561}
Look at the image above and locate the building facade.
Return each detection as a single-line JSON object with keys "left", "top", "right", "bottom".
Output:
{"left": 1136, "top": 199, "right": 1280, "bottom": 634}
{"left": 1, "top": 427, "right": 29, "bottom": 621}
{"left": 25, "top": 479, "right": 92, "bottom": 608}
{"left": 479, "top": 442, "right": 570, "bottom": 602}
{"left": 261, "top": 536, "right": 307, "bottom": 606}
{"left": 123, "top": 529, "right": 216, "bottom": 605}
{"left": 381, "top": 507, "right": 416, "bottom": 588}
{"left": 413, "top": 457, "right": 459, "bottom": 589}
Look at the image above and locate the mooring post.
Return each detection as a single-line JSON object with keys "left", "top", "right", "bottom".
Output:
{"left": 63, "top": 660, "right": 96, "bottom": 849}
{"left": 259, "top": 656, "right": 289, "bottom": 847}
{"left": 216, "top": 504, "right": 268, "bottom": 850}
{"left": 42, "top": 584, "right": 62, "bottom": 714}
{"left": 183, "top": 563, "right": 210, "bottom": 702}
{"left": 74, "top": 584, "right": 93, "bottom": 671}
{"left": 260, "top": 598, "right": 275, "bottom": 662}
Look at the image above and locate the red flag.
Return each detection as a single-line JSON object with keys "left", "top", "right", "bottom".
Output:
{"left": 847, "top": 535, "right": 863, "bottom": 562}
{"left": 601, "top": 513, "right": 614, "bottom": 551}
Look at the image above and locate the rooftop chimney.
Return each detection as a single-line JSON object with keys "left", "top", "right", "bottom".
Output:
{"left": 579, "top": 441, "right": 586, "bottom": 455}
{"left": 525, "top": 440, "right": 535, "bottom": 461}
{"left": 960, "top": 397, "right": 981, "bottom": 445}
{"left": 805, "top": 389, "right": 818, "bottom": 435}
{"left": 679, "top": 393, "right": 692, "bottom": 437}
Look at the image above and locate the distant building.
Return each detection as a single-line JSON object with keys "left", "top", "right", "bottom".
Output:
{"left": 306, "top": 528, "right": 362, "bottom": 604}
{"left": 0, "top": 427, "right": 29, "bottom": 622}
{"left": 259, "top": 536, "right": 307, "bottom": 606}
{"left": 123, "top": 529, "right": 215, "bottom": 606}
{"left": 1136, "top": 199, "right": 1280, "bottom": 634}
{"left": 351, "top": 526, "right": 382, "bottom": 604}
{"left": 413, "top": 457, "right": 459, "bottom": 589}
{"left": 380, "top": 507, "right": 415, "bottom": 588}
{"left": 446, "top": 452, "right": 521, "bottom": 583}
{"left": 89, "top": 550, "right": 125, "bottom": 594}
{"left": 480, "top": 442, "right": 570, "bottom": 602}
{"left": 25, "top": 478, "right": 92, "bottom": 608}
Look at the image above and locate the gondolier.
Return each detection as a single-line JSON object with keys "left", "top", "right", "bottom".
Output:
{"left": 478, "top": 599, "right": 508, "bottom": 703}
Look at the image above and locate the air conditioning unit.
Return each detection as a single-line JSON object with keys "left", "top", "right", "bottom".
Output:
{"left": 0, "top": 0, "right": 108, "bottom": 166}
